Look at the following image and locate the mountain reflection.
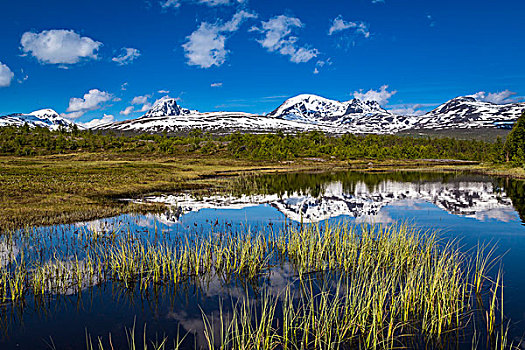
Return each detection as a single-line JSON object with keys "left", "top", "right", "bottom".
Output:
{"left": 138, "top": 172, "right": 525, "bottom": 224}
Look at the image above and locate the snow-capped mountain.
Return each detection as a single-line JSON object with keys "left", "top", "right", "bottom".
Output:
{"left": 95, "top": 97, "right": 345, "bottom": 134}
{"left": 267, "top": 94, "right": 393, "bottom": 123}
{"left": 100, "top": 111, "right": 343, "bottom": 134}
{"left": 412, "top": 96, "right": 525, "bottom": 130}
{"left": 267, "top": 94, "right": 352, "bottom": 122}
{"left": 3, "top": 93, "right": 524, "bottom": 134}
{"left": 144, "top": 98, "right": 193, "bottom": 118}
{"left": 101, "top": 93, "right": 523, "bottom": 135}
{"left": 0, "top": 109, "right": 77, "bottom": 130}
{"left": 138, "top": 179, "right": 517, "bottom": 223}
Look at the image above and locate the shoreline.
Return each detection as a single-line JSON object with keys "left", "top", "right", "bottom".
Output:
{"left": 1, "top": 154, "right": 523, "bottom": 231}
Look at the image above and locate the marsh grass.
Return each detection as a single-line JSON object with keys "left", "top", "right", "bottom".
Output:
{"left": 0, "top": 222, "right": 516, "bottom": 349}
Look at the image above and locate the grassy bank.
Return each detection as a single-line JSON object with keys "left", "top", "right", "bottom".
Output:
{"left": 0, "top": 153, "right": 279, "bottom": 231}
{"left": 2, "top": 151, "right": 524, "bottom": 232}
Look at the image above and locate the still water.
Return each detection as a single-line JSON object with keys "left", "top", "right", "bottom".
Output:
{"left": 1, "top": 171, "right": 525, "bottom": 348}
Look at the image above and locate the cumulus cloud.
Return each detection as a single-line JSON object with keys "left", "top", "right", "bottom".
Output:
{"left": 0, "top": 62, "right": 14, "bottom": 87}
{"left": 183, "top": 10, "right": 257, "bottom": 68}
{"left": 81, "top": 114, "right": 115, "bottom": 129}
{"left": 353, "top": 85, "right": 397, "bottom": 105}
{"left": 120, "top": 106, "right": 135, "bottom": 116}
{"left": 139, "top": 103, "right": 153, "bottom": 112}
{"left": 20, "top": 29, "right": 102, "bottom": 65}
{"left": 471, "top": 90, "right": 520, "bottom": 104}
{"left": 252, "top": 15, "right": 319, "bottom": 63}
{"left": 131, "top": 95, "right": 150, "bottom": 105}
{"left": 64, "top": 89, "right": 114, "bottom": 119}
{"left": 158, "top": 89, "right": 170, "bottom": 94}
{"left": 211, "top": 82, "right": 223, "bottom": 87}
{"left": 328, "top": 16, "right": 370, "bottom": 37}
{"left": 112, "top": 47, "right": 141, "bottom": 65}
{"left": 388, "top": 103, "right": 437, "bottom": 116}
{"left": 120, "top": 95, "right": 152, "bottom": 115}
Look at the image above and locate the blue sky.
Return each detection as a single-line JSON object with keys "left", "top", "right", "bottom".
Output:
{"left": 0, "top": 0, "right": 523, "bottom": 125}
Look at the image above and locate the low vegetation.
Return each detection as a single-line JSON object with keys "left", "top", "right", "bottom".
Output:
{"left": 0, "top": 125, "right": 505, "bottom": 162}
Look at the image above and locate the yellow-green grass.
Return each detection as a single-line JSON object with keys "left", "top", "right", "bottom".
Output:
{"left": 1, "top": 152, "right": 523, "bottom": 231}
{"left": 0, "top": 153, "right": 341, "bottom": 231}
{"left": 0, "top": 223, "right": 512, "bottom": 348}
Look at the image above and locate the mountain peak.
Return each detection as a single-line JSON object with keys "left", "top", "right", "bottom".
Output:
{"left": 268, "top": 94, "right": 350, "bottom": 122}
{"left": 28, "top": 109, "right": 60, "bottom": 118}
{"left": 144, "top": 98, "right": 192, "bottom": 118}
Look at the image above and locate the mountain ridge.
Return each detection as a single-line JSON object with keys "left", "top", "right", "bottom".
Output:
{"left": 1, "top": 94, "right": 524, "bottom": 134}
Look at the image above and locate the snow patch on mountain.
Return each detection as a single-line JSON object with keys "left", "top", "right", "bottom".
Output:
{"left": 412, "top": 96, "right": 525, "bottom": 129}
{"left": 0, "top": 109, "right": 78, "bottom": 130}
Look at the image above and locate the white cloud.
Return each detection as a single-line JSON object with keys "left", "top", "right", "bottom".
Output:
{"left": 81, "top": 114, "right": 115, "bottom": 128}
{"left": 158, "top": 89, "right": 170, "bottom": 94}
{"left": 389, "top": 103, "right": 438, "bottom": 116}
{"left": 112, "top": 47, "right": 141, "bottom": 65}
{"left": 64, "top": 89, "right": 113, "bottom": 119}
{"left": 139, "top": 103, "right": 153, "bottom": 112}
{"left": 313, "top": 58, "right": 332, "bottom": 74}
{"left": 160, "top": 0, "right": 180, "bottom": 8}
{"left": 197, "top": 0, "right": 243, "bottom": 6}
{"left": 371, "top": 0, "right": 384, "bottom": 3}
{"left": 0, "top": 62, "right": 14, "bottom": 87}
{"left": 121, "top": 82, "right": 128, "bottom": 91}
{"left": 353, "top": 85, "right": 397, "bottom": 105}
{"left": 120, "top": 106, "right": 135, "bottom": 116}
{"left": 131, "top": 95, "right": 150, "bottom": 105}
{"left": 211, "top": 82, "right": 223, "bottom": 87}
{"left": 328, "top": 16, "right": 370, "bottom": 38}
{"left": 160, "top": 0, "right": 244, "bottom": 8}
{"left": 252, "top": 15, "right": 319, "bottom": 64}
{"left": 388, "top": 104, "right": 429, "bottom": 116}
{"left": 183, "top": 10, "right": 257, "bottom": 68}
{"left": 20, "top": 29, "right": 102, "bottom": 65}
{"left": 471, "top": 90, "right": 519, "bottom": 104}
{"left": 316, "top": 58, "right": 332, "bottom": 67}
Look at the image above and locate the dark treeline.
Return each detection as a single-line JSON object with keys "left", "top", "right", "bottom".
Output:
{"left": 0, "top": 119, "right": 522, "bottom": 165}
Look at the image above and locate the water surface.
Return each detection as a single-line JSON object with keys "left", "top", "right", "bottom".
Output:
{"left": 1, "top": 171, "right": 525, "bottom": 348}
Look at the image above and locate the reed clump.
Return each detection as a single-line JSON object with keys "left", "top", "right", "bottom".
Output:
{"left": 0, "top": 222, "right": 513, "bottom": 348}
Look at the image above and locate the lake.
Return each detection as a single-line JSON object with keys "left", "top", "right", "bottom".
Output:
{"left": 1, "top": 171, "right": 524, "bottom": 349}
